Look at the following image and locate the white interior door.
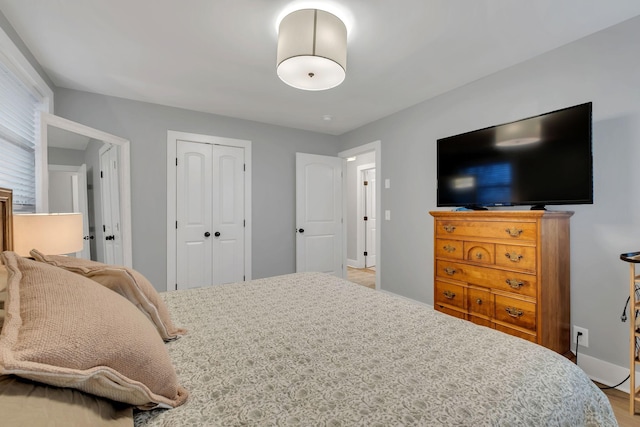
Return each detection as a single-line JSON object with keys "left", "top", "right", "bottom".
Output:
{"left": 212, "top": 145, "right": 245, "bottom": 285}
{"left": 176, "top": 140, "right": 245, "bottom": 290}
{"left": 296, "top": 153, "right": 344, "bottom": 276}
{"left": 364, "top": 168, "right": 376, "bottom": 268}
{"left": 177, "top": 141, "right": 212, "bottom": 289}
{"left": 74, "top": 164, "right": 91, "bottom": 259}
{"left": 100, "top": 145, "right": 123, "bottom": 265}
{"left": 48, "top": 164, "right": 90, "bottom": 259}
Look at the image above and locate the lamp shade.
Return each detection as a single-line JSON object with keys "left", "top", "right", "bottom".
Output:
{"left": 277, "top": 9, "right": 347, "bottom": 91}
{"left": 13, "top": 213, "right": 83, "bottom": 257}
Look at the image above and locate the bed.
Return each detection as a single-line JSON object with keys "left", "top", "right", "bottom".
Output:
{"left": 0, "top": 188, "right": 618, "bottom": 426}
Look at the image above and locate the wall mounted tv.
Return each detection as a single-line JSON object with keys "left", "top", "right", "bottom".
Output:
{"left": 436, "top": 102, "right": 593, "bottom": 210}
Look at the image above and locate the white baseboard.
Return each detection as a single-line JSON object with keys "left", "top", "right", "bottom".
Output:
{"left": 347, "top": 259, "right": 360, "bottom": 268}
{"left": 575, "top": 352, "right": 639, "bottom": 394}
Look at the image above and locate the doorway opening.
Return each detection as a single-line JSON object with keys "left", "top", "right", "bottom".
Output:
{"left": 41, "top": 112, "right": 132, "bottom": 267}
{"left": 339, "top": 141, "right": 381, "bottom": 290}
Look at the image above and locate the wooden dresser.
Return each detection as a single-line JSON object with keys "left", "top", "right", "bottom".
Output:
{"left": 429, "top": 210, "right": 573, "bottom": 358}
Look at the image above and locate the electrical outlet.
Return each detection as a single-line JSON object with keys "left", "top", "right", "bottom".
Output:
{"left": 572, "top": 325, "right": 589, "bottom": 348}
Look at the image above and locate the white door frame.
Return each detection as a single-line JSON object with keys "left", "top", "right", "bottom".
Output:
{"left": 166, "top": 130, "right": 252, "bottom": 292}
{"left": 40, "top": 112, "right": 133, "bottom": 267}
{"left": 356, "top": 163, "right": 375, "bottom": 269}
{"left": 339, "top": 141, "right": 381, "bottom": 290}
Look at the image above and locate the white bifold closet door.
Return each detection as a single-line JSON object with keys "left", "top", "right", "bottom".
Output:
{"left": 176, "top": 140, "right": 245, "bottom": 290}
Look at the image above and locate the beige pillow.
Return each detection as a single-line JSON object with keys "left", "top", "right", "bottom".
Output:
{"left": 0, "top": 375, "right": 133, "bottom": 427}
{"left": 0, "top": 251, "right": 188, "bottom": 409}
{"left": 0, "top": 264, "right": 6, "bottom": 330}
{"left": 30, "top": 249, "right": 186, "bottom": 341}
{"left": 0, "top": 263, "right": 7, "bottom": 292}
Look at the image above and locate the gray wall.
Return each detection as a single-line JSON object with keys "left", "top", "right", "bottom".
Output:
{"left": 338, "top": 16, "right": 640, "bottom": 368}
{"left": 53, "top": 88, "right": 341, "bottom": 288}
{"left": 47, "top": 171, "right": 74, "bottom": 213}
{"left": 47, "top": 147, "right": 85, "bottom": 166}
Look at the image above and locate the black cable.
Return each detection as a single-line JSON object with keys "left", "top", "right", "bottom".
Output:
{"left": 576, "top": 331, "right": 630, "bottom": 390}
{"left": 621, "top": 295, "right": 630, "bottom": 322}
{"left": 593, "top": 289, "right": 637, "bottom": 390}
{"left": 598, "top": 375, "right": 630, "bottom": 390}
{"left": 621, "top": 284, "right": 640, "bottom": 322}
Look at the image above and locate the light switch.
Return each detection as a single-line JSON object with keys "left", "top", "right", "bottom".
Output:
{"left": 385, "top": 179, "right": 390, "bottom": 189}
{"left": 385, "top": 210, "right": 391, "bottom": 221}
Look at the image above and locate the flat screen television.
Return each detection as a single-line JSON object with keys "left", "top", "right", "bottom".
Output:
{"left": 436, "top": 102, "right": 593, "bottom": 210}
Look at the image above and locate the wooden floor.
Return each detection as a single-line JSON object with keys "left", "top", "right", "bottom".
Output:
{"left": 347, "top": 266, "right": 375, "bottom": 289}
{"left": 598, "top": 383, "right": 638, "bottom": 426}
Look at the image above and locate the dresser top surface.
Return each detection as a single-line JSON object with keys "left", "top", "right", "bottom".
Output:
{"left": 429, "top": 210, "right": 574, "bottom": 219}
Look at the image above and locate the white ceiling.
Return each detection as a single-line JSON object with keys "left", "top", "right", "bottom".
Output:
{"left": 2, "top": 0, "right": 640, "bottom": 135}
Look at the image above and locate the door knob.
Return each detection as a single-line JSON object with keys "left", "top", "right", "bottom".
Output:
{"left": 214, "top": 232, "right": 221, "bottom": 237}
{"left": 298, "top": 228, "right": 304, "bottom": 233}
{"left": 204, "top": 232, "right": 211, "bottom": 237}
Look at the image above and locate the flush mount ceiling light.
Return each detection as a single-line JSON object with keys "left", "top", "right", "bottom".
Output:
{"left": 276, "top": 9, "right": 347, "bottom": 91}
{"left": 495, "top": 119, "right": 542, "bottom": 148}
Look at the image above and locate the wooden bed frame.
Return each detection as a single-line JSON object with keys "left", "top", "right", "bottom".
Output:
{"left": 0, "top": 188, "right": 13, "bottom": 252}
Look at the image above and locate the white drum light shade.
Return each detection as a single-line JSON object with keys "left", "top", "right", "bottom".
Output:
{"left": 277, "top": 9, "right": 347, "bottom": 91}
{"left": 495, "top": 119, "right": 542, "bottom": 147}
{"left": 13, "top": 213, "right": 84, "bottom": 256}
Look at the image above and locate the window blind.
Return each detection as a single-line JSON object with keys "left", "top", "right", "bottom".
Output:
{"left": 0, "top": 59, "right": 38, "bottom": 210}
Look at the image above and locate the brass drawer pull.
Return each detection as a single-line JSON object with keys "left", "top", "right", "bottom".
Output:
{"left": 443, "top": 290, "right": 456, "bottom": 299}
{"left": 505, "top": 228, "right": 523, "bottom": 237}
{"left": 444, "top": 267, "right": 458, "bottom": 276}
{"left": 475, "top": 252, "right": 483, "bottom": 260}
{"left": 476, "top": 298, "right": 483, "bottom": 305}
{"left": 443, "top": 225, "right": 456, "bottom": 233}
{"left": 443, "top": 245, "right": 456, "bottom": 253}
{"left": 505, "top": 279, "right": 524, "bottom": 289}
{"left": 505, "top": 306, "right": 524, "bottom": 318}
{"left": 505, "top": 252, "right": 524, "bottom": 262}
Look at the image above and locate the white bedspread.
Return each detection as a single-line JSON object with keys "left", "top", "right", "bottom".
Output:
{"left": 135, "top": 272, "right": 616, "bottom": 426}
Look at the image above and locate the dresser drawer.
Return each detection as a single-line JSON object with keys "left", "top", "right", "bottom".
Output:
{"left": 469, "top": 316, "right": 493, "bottom": 328}
{"left": 495, "top": 324, "right": 536, "bottom": 343}
{"left": 435, "top": 220, "right": 537, "bottom": 241}
{"left": 436, "top": 260, "right": 537, "bottom": 298}
{"left": 435, "top": 239, "right": 463, "bottom": 260}
{"left": 435, "top": 280, "right": 466, "bottom": 310}
{"left": 435, "top": 304, "right": 467, "bottom": 320}
{"left": 464, "top": 242, "right": 494, "bottom": 264}
{"left": 495, "top": 244, "right": 536, "bottom": 272}
{"left": 494, "top": 295, "right": 536, "bottom": 332}
{"left": 467, "top": 287, "right": 493, "bottom": 318}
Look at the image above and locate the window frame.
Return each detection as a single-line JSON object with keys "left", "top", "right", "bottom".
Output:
{"left": 0, "top": 23, "right": 53, "bottom": 212}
